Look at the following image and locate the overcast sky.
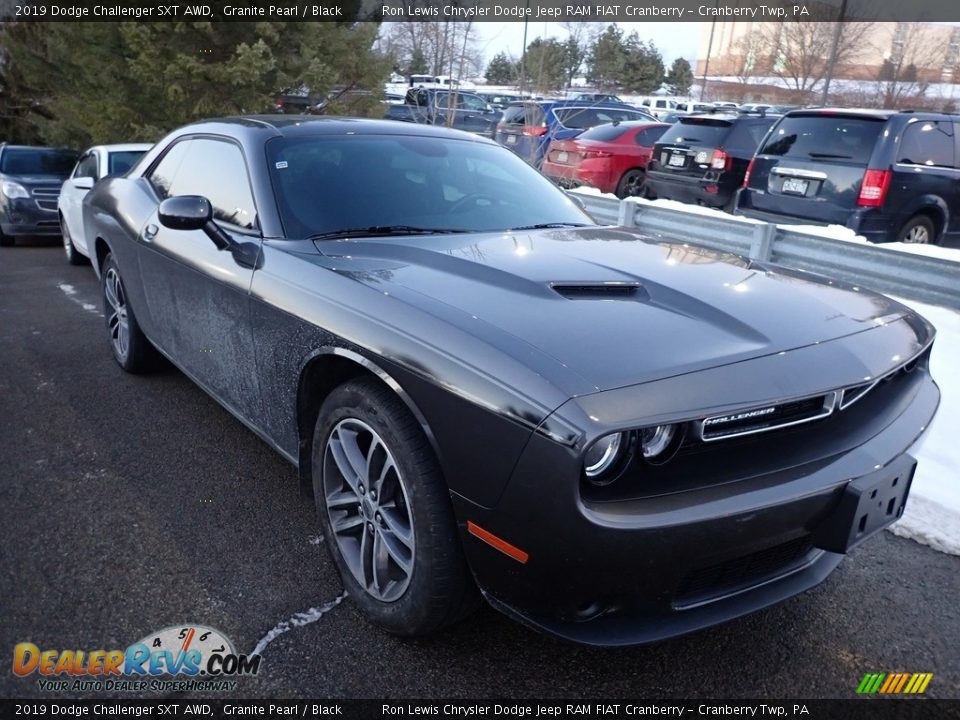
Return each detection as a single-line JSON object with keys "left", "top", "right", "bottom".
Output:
{"left": 473, "top": 22, "right": 704, "bottom": 70}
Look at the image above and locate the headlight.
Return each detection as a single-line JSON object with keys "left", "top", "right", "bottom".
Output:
{"left": 1, "top": 181, "right": 29, "bottom": 199}
{"left": 640, "top": 424, "right": 677, "bottom": 461}
{"left": 583, "top": 431, "right": 628, "bottom": 481}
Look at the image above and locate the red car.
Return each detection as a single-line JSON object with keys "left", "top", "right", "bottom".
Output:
{"left": 541, "top": 121, "right": 670, "bottom": 198}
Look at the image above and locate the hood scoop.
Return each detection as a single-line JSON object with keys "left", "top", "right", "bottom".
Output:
{"left": 550, "top": 281, "right": 647, "bottom": 301}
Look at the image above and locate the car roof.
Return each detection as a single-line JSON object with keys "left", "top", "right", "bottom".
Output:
{"left": 89, "top": 143, "right": 154, "bottom": 153}
{"left": 0, "top": 144, "right": 76, "bottom": 152}
{"left": 172, "top": 115, "right": 500, "bottom": 144}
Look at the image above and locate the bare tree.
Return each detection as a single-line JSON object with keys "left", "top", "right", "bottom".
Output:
{"left": 873, "top": 23, "right": 946, "bottom": 109}
{"left": 759, "top": 10, "right": 873, "bottom": 100}
{"left": 381, "top": 21, "right": 482, "bottom": 79}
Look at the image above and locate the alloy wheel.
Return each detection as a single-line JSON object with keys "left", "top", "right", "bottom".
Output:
{"left": 104, "top": 268, "right": 130, "bottom": 360}
{"left": 903, "top": 225, "right": 930, "bottom": 244}
{"left": 323, "top": 418, "right": 415, "bottom": 602}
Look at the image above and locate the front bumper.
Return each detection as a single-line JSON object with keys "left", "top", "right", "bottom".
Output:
{"left": 1, "top": 197, "right": 62, "bottom": 237}
{"left": 454, "top": 367, "right": 939, "bottom": 647}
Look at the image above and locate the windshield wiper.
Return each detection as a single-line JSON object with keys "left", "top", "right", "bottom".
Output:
{"left": 307, "top": 225, "right": 473, "bottom": 240}
{"left": 508, "top": 222, "right": 592, "bottom": 231}
{"left": 807, "top": 152, "right": 853, "bottom": 159}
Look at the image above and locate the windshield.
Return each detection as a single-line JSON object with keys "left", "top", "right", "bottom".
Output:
{"left": 760, "top": 116, "right": 884, "bottom": 164}
{"left": 266, "top": 135, "right": 592, "bottom": 238}
{"left": 553, "top": 107, "right": 651, "bottom": 130}
{"left": 107, "top": 150, "right": 147, "bottom": 176}
{"left": 0, "top": 148, "right": 78, "bottom": 176}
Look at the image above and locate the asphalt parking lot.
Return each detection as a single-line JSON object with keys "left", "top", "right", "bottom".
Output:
{"left": 1, "top": 239, "right": 958, "bottom": 700}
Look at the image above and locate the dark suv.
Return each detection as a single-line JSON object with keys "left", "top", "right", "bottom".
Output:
{"left": 0, "top": 144, "right": 78, "bottom": 246}
{"left": 736, "top": 109, "right": 960, "bottom": 246}
{"left": 645, "top": 112, "right": 777, "bottom": 210}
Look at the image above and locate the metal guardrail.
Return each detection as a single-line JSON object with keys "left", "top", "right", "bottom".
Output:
{"left": 569, "top": 190, "right": 960, "bottom": 311}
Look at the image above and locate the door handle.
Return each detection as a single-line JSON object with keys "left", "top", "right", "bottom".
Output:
{"left": 143, "top": 224, "right": 158, "bottom": 240}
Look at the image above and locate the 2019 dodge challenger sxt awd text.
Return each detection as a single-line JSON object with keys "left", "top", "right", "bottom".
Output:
{"left": 82, "top": 117, "right": 939, "bottom": 646}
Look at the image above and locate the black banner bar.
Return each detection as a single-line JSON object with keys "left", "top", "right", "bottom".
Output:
{"left": 5, "top": 0, "right": 960, "bottom": 23}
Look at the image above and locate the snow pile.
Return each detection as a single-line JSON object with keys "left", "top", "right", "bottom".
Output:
{"left": 887, "top": 298, "right": 960, "bottom": 556}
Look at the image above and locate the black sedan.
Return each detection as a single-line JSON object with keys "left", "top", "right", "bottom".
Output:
{"left": 83, "top": 117, "right": 939, "bottom": 646}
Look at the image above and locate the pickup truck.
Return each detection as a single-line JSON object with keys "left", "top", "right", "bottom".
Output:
{"left": 385, "top": 88, "right": 501, "bottom": 137}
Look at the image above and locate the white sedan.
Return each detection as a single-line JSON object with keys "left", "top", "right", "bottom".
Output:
{"left": 59, "top": 143, "right": 152, "bottom": 264}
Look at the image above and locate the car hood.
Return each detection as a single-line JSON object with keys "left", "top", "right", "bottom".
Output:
{"left": 1, "top": 174, "right": 69, "bottom": 185}
{"left": 315, "top": 227, "right": 910, "bottom": 394}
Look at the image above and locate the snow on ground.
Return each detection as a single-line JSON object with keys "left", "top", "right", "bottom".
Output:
{"left": 886, "top": 298, "right": 960, "bottom": 556}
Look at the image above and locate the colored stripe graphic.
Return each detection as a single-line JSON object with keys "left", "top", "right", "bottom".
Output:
{"left": 858, "top": 672, "right": 933, "bottom": 694}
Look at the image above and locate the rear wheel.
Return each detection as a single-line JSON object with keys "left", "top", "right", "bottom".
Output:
{"left": 101, "top": 253, "right": 157, "bottom": 373}
{"left": 61, "top": 216, "right": 88, "bottom": 266}
{"left": 0, "top": 228, "right": 13, "bottom": 247}
{"left": 312, "top": 377, "right": 478, "bottom": 636}
{"left": 616, "top": 169, "right": 646, "bottom": 199}
{"left": 897, "top": 215, "right": 936, "bottom": 244}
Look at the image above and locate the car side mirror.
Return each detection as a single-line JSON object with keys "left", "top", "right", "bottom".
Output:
{"left": 159, "top": 195, "right": 212, "bottom": 231}
{"left": 73, "top": 178, "right": 94, "bottom": 191}
{"left": 158, "top": 195, "right": 236, "bottom": 252}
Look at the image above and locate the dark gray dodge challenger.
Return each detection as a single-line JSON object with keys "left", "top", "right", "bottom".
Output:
{"left": 83, "top": 117, "right": 939, "bottom": 646}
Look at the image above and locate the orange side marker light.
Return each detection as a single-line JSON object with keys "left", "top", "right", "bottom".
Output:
{"left": 467, "top": 521, "right": 529, "bottom": 564}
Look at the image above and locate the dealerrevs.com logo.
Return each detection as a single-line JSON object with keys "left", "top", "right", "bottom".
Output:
{"left": 12, "top": 625, "right": 260, "bottom": 693}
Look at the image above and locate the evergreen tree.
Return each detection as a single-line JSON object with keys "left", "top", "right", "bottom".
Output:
{"left": 621, "top": 35, "right": 665, "bottom": 94}
{"left": 408, "top": 48, "right": 428, "bottom": 76}
{"left": 524, "top": 38, "right": 569, "bottom": 93}
{"left": 587, "top": 25, "right": 627, "bottom": 89}
{"left": 484, "top": 52, "right": 515, "bottom": 85}
{"left": 0, "top": 21, "right": 391, "bottom": 147}
{"left": 665, "top": 57, "right": 694, "bottom": 95}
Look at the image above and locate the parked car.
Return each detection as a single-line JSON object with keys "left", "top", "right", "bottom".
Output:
{"left": 541, "top": 120, "right": 670, "bottom": 197}
{"left": 712, "top": 101, "right": 739, "bottom": 110}
{"left": 495, "top": 101, "right": 656, "bottom": 169}
{"left": 658, "top": 111, "right": 685, "bottom": 124}
{"left": 59, "top": 144, "right": 152, "bottom": 265}
{"left": 83, "top": 115, "right": 938, "bottom": 645}
{"left": 0, "top": 144, "right": 78, "bottom": 246}
{"left": 738, "top": 103, "right": 775, "bottom": 114}
{"left": 571, "top": 93, "right": 627, "bottom": 104}
{"left": 640, "top": 97, "right": 679, "bottom": 119}
{"left": 385, "top": 87, "right": 500, "bottom": 137}
{"left": 676, "top": 101, "right": 713, "bottom": 114}
{"left": 737, "top": 109, "right": 960, "bottom": 246}
{"left": 646, "top": 113, "right": 777, "bottom": 210}
{"left": 478, "top": 92, "right": 522, "bottom": 110}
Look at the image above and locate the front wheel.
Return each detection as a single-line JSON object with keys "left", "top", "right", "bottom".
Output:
{"left": 0, "top": 228, "right": 13, "bottom": 247}
{"left": 897, "top": 215, "right": 937, "bottom": 244}
{"left": 616, "top": 169, "right": 646, "bottom": 199}
{"left": 62, "top": 217, "right": 89, "bottom": 266}
{"left": 312, "top": 377, "right": 478, "bottom": 636}
{"left": 101, "top": 253, "right": 157, "bottom": 373}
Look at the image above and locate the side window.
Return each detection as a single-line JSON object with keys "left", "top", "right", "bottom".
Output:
{"left": 75, "top": 153, "right": 98, "bottom": 179}
{"left": 168, "top": 139, "right": 258, "bottom": 231}
{"left": 459, "top": 94, "right": 488, "bottom": 112}
{"left": 636, "top": 127, "right": 668, "bottom": 146}
{"left": 897, "top": 121, "right": 955, "bottom": 168}
{"left": 147, "top": 140, "right": 192, "bottom": 200}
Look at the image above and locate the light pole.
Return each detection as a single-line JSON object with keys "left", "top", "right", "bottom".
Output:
{"left": 519, "top": 0, "right": 529, "bottom": 96}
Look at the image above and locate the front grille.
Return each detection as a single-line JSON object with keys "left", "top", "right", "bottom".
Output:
{"left": 31, "top": 186, "right": 60, "bottom": 197}
{"left": 675, "top": 536, "right": 816, "bottom": 608}
{"left": 698, "top": 393, "right": 835, "bottom": 441}
{"left": 35, "top": 199, "right": 58, "bottom": 212}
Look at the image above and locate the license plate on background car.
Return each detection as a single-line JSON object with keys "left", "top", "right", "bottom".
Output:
{"left": 507, "top": 135, "right": 517, "bottom": 145}
{"left": 782, "top": 178, "right": 809, "bottom": 195}
{"left": 668, "top": 154, "right": 685, "bottom": 167}
{"left": 556, "top": 151, "right": 568, "bottom": 163}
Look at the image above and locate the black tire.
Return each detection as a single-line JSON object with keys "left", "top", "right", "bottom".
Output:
{"left": 0, "top": 228, "right": 13, "bottom": 247}
{"left": 101, "top": 252, "right": 157, "bottom": 373}
{"left": 312, "top": 377, "right": 478, "bottom": 636}
{"left": 615, "top": 169, "right": 646, "bottom": 199}
{"left": 61, "top": 216, "right": 89, "bottom": 266}
{"left": 896, "top": 214, "right": 937, "bottom": 245}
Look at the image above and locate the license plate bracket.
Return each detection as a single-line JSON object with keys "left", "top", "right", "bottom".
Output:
{"left": 668, "top": 153, "right": 686, "bottom": 167}
{"left": 782, "top": 177, "right": 809, "bottom": 195}
{"left": 812, "top": 455, "right": 915, "bottom": 554}
{"left": 507, "top": 135, "right": 517, "bottom": 145}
